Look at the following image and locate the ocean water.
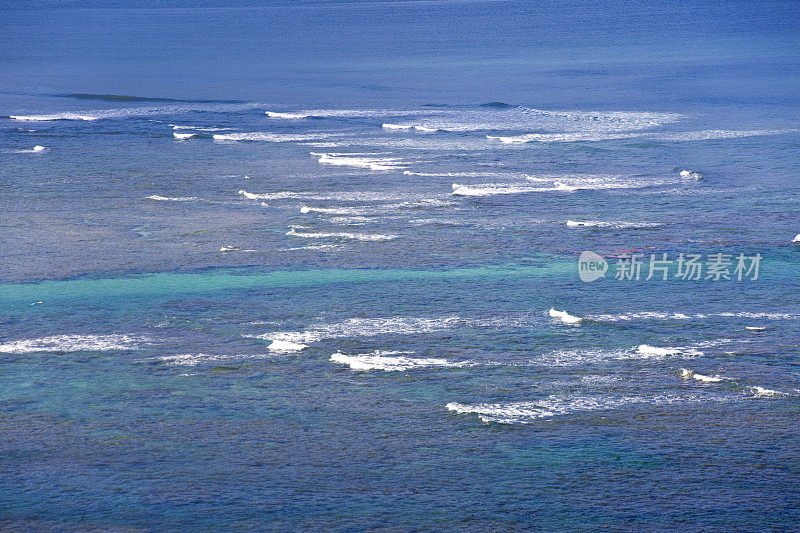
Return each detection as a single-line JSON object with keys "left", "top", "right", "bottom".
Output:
{"left": 1, "top": 0, "right": 800, "bottom": 530}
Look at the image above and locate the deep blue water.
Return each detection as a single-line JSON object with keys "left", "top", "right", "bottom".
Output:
{"left": 1, "top": 0, "right": 799, "bottom": 530}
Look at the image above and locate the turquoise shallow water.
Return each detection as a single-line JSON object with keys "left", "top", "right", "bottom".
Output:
{"left": 1, "top": 0, "right": 800, "bottom": 530}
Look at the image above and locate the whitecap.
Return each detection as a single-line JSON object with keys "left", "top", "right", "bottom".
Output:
{"left": 586, "top": 311, "right": 799, "bottom": 322}
{"left": 156, "top": 353, "right": 268, "bottom": 366}
{"left": 172, "top": 125, "right": 232, "bottom": 131}
{"left": 267, "top": 109, "right": 445, "bottom": 119}
{"left": 549, "top": 308, "right": 583, "bottom": 325}
{"left": 285, "top": 227, "right": 398, "bottom": 241}
{"left": 219, "top": 246, "right": 256, "bottom": 252}
{"left": 0, "top": 334, "right": 147, "bottom": 354}
{"left": 15, "top": 145, "right": 48, "bottom": 153}
{"left": 146, "top": 195, "right": 197, "bottom": 201}
{"left": 12, "top": 102, "right": 260, "bottom": 122}
{"left": 637, "top": 344, "right": 702, "bottom": 357}
{"left": 173, "top": 132, "right": 196, "bottom": 140}
{"left": 11, "top": 113, "right": 99, "bottom": 121}
{"left": 246, "top": 315, "right": 464, "bottom": 345}
{"left": 410, "top": 107, "right": 681, "bottom": 134}
{"left": 679, "top": 169, "right": 702, "bottom": 179}
{"left": 451, "top": 182, "right": 575, "bottom": 196}
{"left": 282, "top": 243, "right": 343, "bottom": 251}
{"left": 298, "top": 198, "right": 452, "bottom": 217}
{"left": 214, "top": 132, "right": 341, "bottom": 142}
{"left": 239, "top": 189, "right": 420, "bottom": 202}
{"left": 268, "top": 340, "right": 307, "bottom": 352}
{"left": 680, "top": 368, "right": 727, "bottom": 382}
{"left": 566, "top": 220, "right": 661, "bottom": 229}
{"left": 749, "top": 386, "right": 788, "bottom": 397}
{"left": 382, "top": 123, "right": 414, "bottom": 130}
{"left": 313, "top": 152, "right": 408, "bottom": 171}
{"left": 265, "top": 111, "right": 310, "bottom": 119}
{"left": 300, "top": 205, "right": 363, "bottom": 215}
{"left": 525, "top": 346, "right": 706, "bottom": 367}
{"left": 447, "top": 393, "right": 720, "bottom": 424}
{"left": 326, "top": 216, "right": 374, "bottom": 225}
{"left": 487, "top": 129, "right": 799, "bottom": 144}
{"left": 330, "top": 350, "right": 467, "bottom": 371}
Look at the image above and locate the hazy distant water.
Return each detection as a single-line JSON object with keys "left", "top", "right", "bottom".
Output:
{"left": 1, "top": 0, "right": 799, "bottom": 530}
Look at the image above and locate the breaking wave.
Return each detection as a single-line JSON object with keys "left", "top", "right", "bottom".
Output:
{"left": 330, "top": 350, "right": 468, "bottom": 371}
{"left": 447, "top": 393, "right": 725, "bottom": 424}
{"left": 0, "top": 334, "right": 148, "bottom": 353}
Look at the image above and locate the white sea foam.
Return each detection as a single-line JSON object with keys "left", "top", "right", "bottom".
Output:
{"left": 219, "top": 246, "right": 256, "bottom": 252}
{"left": 146, "top": 195, "right": 198, "bottom": 201}
{"left": 214, "top": 132, "right": 342, "bottom": 142}
{"left": 282, "top": 243, "right": 344, "bottom": 251}
{"left": 330, "top": 350, "right": 467, "bottom": 371}
{"left": 487, "top": 129, "right": 799, "bottom": 144}
{"left": 173, "top": 132, "right": 196, "bottom": 140}
{"left": 586, "top": 311, "right": 799, "bottom": 322}
{"left": 157, "top": 353, "right": 225, "bottom": 365}
{"left": 300, "top": 142, "right": 349, "bottom": 148}
{"left": 265, "top": 111, "right": 311, "bottom": 119}
{"left": 749, "top": 386, "right": 788, "bottom": 397}
{"left": 286, "top": 227, "right": 398, "bottom": 241}
{"left": 534, "top": 173, "right": 679, "bottom": 191}
{"left": 247, "top": 315, "right": 465, "bottom": 345}
{"left": 155, "top": 353, "right": 271, "bottom": 366}
{"left": 549, "top": 308, "right": 583, "bottom": 325}
{"left": 249, "top": 314, "right": 555, "bottom": 348}
{"left": 11, "top": 113, "right": 100, "bottom": 121}
{"left": 580, "top": 375, "right": 622, "bottom": 384}
{"left": 447, "top": 393, "right": 719, "bottom": 424}
{"left": 268, "top": 340, "right": 307, "bottom": 352}
{"left": 239, "top": 189, "right": 426, "bottom": 202}
{"left": 383, "top": 107, "right": 681, "bottom": 134}
{"left": 657, "top": 129, "right": 799, "bottom": 141}
{"left": 526, "top": 343, "right": 715, "bottom": 367}
{"left": 679, "top": 369, "right": 792, "bottom": 397}
{"left": 403, "top": 170, "right": 510, "bottom": 178}
{"left": 637, "top": 344, "right": 702, "bottom": 357}
{"left": 407, "top": 217, "right": 465, "bottom": 226}
{"left": 382, "top": 123, "right": 443, "bottom": 132}
{"left": 267, "top": 109, "right": 445, "bottom": 119}
{"left": 680, "top": 368, "right": 727, "bottom": 382}
{"left": 301, "top": 205, "right": 364, "bottom": 215}
{"left": 451, "top": 182, "right": 575, "bottom": 196}
{"left": 745, "top": 326, "right": 767, "bottom": 332}
{"left": 582, "top": 312, "right": 690, "bottom": 322}
{"left": 326, "top": 216, "right": 374, "bottom": 225}
{"left": 15, "top": 145, "right": 47, "bottom": 153}
{"left": 299, "top": 198, "right": 454, "bottom": 217}
{"left": 406, "top": 170, "right": 664, "bottom": 192}
{"left": 566, "top": 220, "right": 661, "bottom": 229}
{"left": 172, "top": 125, "right": 232, "bottom": 131}
{"left": 240, "top": 189, "right": 312, "bottom": 200}
{"left": 12, "top": 102, "right": 259, "bottom": 122}
{"left": 0, "top": 334, "right": 147, "bottom": 354}
{"left": 313, "top": 152, "right": 408, "bottom": 171}
{"left": 679, "top": 169, "right": 702, "bottom": 179}
{"left": 715, "top": 312, "right": 799, "bottom": 319}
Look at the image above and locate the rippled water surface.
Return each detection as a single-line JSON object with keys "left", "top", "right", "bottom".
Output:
{"left": 1, "top": 0, "right": 799, "bottom": 530}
